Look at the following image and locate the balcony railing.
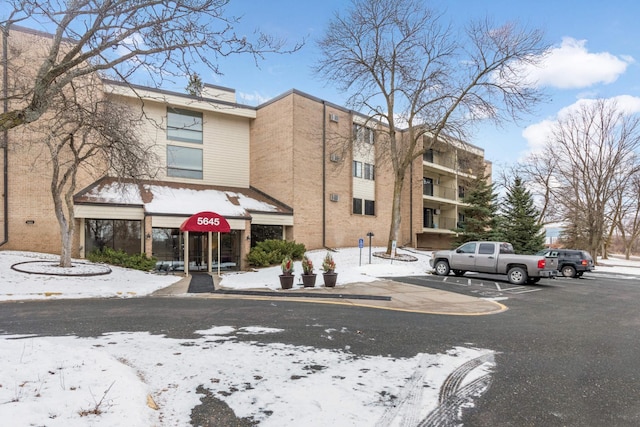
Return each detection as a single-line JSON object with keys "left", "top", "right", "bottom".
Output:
{"left": 423, "top": 184, "right": 457, "bottom": 201}
{"left": 423, "top": 151, "right": 457, "bottom": 170}
{"left": 423, "top": 216, "right": 457, "bottom": 230}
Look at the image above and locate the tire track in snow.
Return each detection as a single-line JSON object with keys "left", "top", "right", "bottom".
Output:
{"left": 421, "top": 353, "right": 495, "bottom": 426}
{"left": 374, "top": 354, "right": 432, "bottom": 427}
{"left": 374, "top": 352, "right": 494, "bottom": 427}
{"left": 438, "top": 353, "right": 493, "bottom": 404}
{"left": 419, "top": 374, "right": 493, "bottom": 426}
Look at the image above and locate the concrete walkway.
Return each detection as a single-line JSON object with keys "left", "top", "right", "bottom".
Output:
{"left": 152, "top": 275, "right": 507, "bottom": 316}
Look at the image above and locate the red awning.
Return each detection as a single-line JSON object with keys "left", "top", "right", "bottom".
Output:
{"left": 180, "top": 211, "right": 231, "bottom": 233}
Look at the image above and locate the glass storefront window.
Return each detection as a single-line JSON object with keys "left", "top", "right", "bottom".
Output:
{"left": 85, "top": 219, "right": 141, "bottom": 255}
{"left": 250, "top": 225, "right": 283, "bottom": 247}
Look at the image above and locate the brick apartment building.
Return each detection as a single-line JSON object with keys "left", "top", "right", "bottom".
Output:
{"left": 0, "top": 25, "right": 489, "bottom": 272}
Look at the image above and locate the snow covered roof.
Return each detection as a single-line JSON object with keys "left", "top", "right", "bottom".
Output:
{"left": 74, "top": 178, "right": 292, "bottom": 218}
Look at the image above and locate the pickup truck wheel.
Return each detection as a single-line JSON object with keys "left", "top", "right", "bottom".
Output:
{"left": 453, "top": 270, "right": 466, "bottom": 276}
{"left": 434, "top": 260, "right": 450, "bottom": 276}
{"left": 561, "top": 265, "right": 577, "bottom": 278}
{"left": 507, "top": 267, "right": 528, "bottom": 285}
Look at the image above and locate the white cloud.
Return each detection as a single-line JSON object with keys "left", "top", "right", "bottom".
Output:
{"left": 528, "top": 37, "right": 632, "bottom": 89}
{"left": 238, "top": 91, "right": 271, "bottom": 105}
{"left": 522, "top": 95, "right": 640, "bottom": 155}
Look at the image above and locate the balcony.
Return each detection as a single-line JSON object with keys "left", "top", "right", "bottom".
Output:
{"left": 423, "top": 182, "right": 457, "bottom": 202}
{"left": 423, "top": 216, "right": 457, "bottom": 232}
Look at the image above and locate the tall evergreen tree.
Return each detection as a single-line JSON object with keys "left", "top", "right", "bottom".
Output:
{"left": 455, "top": 166, "right": 501, "bottom": 246}
{"left": 500, "top": 176, "right": 546, "bottom": 253}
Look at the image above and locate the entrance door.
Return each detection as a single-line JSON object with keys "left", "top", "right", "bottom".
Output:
{"left": 189, "top": 232, "right": 208, "bottom": 271}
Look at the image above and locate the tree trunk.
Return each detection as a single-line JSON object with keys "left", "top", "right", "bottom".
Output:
{"left": 386, "top": 172, "right": 405, "bottom": 254}
{"left": 53, "top": 199, "right": 73, "bottom": 268}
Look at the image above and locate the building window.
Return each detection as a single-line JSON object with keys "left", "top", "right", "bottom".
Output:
{"left": 250, "top": 225, "right": 284, "bottom": 247}
{"left": 423, "top": 149, "right": 434, "bottom": 163}
{"left": 353, "top": 123, "right": 375, "bottom": 144}
{"left": 423, "top": 177, "right": 433, "bottom": 196}
{"left": 423, "top": 208, "right": 434, "bottom": 228}
{"left": 457, "top": 212, "right": 465, "bottom": 229}
{"left": 167, "top": 145, "right": 203, "bottom": 179}
{"left": 364, "top": 163, "right": 375, "bottom": 180}
{"left": 85, "top": 219, "right": 141, "bottom": 255}
{"left": 167, "top": 107, "right": 203, "bottom": 143}
{"left": 353, "top": 160, "right": 363, "bottom": 178}
{"left": 352, "top": 198, "right": 363, "bottom": 214}
{"left": 458, "top": 185, "right": 465, "bottom": 199}
{"left": 353, "top": 198, "right": 375, "bottom": 215}
{"left": 364, "top": 199, "right": 375, "bottom": 216}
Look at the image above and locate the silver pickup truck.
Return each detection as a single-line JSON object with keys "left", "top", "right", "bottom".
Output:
{"left": 429, "top": 241, "right": 558, "bottom": 285}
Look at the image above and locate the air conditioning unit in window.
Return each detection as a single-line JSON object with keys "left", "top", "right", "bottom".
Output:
{"left": 329, "top": 113, "right": 339, "bottom": 122}
{"left": 330, "top": 193, "right": 339, "bottom": 202}
{"left": 330, "top": 153, "right": 341, "bottom": 162}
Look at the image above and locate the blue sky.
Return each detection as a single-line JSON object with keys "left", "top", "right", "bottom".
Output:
{"left": 190, "top": 0, "right": 640, "bottom": 175}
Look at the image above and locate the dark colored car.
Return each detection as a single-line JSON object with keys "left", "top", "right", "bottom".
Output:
{"left": 536, "top": 249, "right": 594, "bottom": 278}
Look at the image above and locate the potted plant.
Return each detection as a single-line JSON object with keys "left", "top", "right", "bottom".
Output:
{"left": 279, "top": 256, "right": 295, "bottom": 289}
{"left": 321, "top": 252, "right": 337, "bottom": 287}
{"left": 301, "top": 254, "right": 316, "bottom": 287}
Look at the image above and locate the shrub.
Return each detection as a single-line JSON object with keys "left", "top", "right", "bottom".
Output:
{"left": 87, "top": 248, "right": 157, "bottom": 271}
{"left": 246, "top": 239, "right": 306, "bottom": 267}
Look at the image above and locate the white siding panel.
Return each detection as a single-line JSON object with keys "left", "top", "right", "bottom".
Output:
{"left": 352, "top": 178, "right": 375, "bottom": 200}
{"left": 75, "top": 205, "right": 144, "bottom": 220}
{"left": 251, "top": 214, "right": 294, "bottom": 226}
{"left": 201, "top": 113, "right": 250, "bottom": 187}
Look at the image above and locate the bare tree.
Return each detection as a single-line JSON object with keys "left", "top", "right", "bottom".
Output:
{"left": 24, "top": 79, "right": 158, "bottom": 267}
{"left": 613, "top": 173, "right": 640, "bottom": 259}
{"left": 508, "top": 153, "right": 562, "bottom": 226}
{"left": 542, "top": 99, "right": 640, "bottom": 259}
{"left": 315, "top": 0, "right": 547, "bottom": 253}
{"left": 1, "top": 0, "right": 300, "bottom": 131}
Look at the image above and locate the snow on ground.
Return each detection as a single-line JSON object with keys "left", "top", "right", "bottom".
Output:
{"left": 0, "top": 329, "right": 494, "bottom": 426}
{"left": 0, "top": 251, "right": 180, "bottom": 301}
{"left": 219, "top": 247, "right": 434, "bottom": 290}
{"left": 0, "top": 248, "right": 639, "bottom": 426}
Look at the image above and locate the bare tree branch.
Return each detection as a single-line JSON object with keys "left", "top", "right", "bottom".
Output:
{"left": 315, "top": 0, "right": 548, "bottom": 252}
{"left": 1, "top": 0, "right": 302, "bottom": 131}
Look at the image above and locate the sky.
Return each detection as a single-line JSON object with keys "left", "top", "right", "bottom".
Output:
{"left": 184, "top": 0, "right": 640, "bottom": 175}
{"left": 2, "top": 247, "right": 640, "bottom": 425}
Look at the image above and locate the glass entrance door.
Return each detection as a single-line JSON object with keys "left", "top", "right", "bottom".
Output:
{"left": 189, "top": 232, "right": 208, "bottom": 271}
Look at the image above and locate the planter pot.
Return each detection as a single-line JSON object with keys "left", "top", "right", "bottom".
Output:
{"left": 323, "top": 272, "right": 337, "bottom": 288}
{"left": 279, "top": 274, "right": 294, "bottom": 289}
{"left": 301, "top": 274, "right": 317, "bottom": 288}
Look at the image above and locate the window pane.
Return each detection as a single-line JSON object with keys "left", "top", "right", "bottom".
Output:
{"left": 167, "top": 108, "right": 203, "bottom": 143}
{"left": 352, "top": 198, "right": 362, "bottom": 214}
{"left": 352, "top": 160, "right": 362, "bottom": 178}
{"left": 366, "top": 127, "right": 374, "bottom": 144}
{"left": 364, "top": 199, "right": 375, "bottom": 216}
{"left": 167, "top": 145, "right": 203, "bottom": 179}
{"left": 479, "top": 243, "right": 495, "bottom": 255}
{"left": 85, "top": 219, "right": 141, "bottom": 255}
{"left": 364, "top": 163, "right": 375, "bottom": 180}
{"left": 423, "top": 178, "right": 433, "bottom": 196}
